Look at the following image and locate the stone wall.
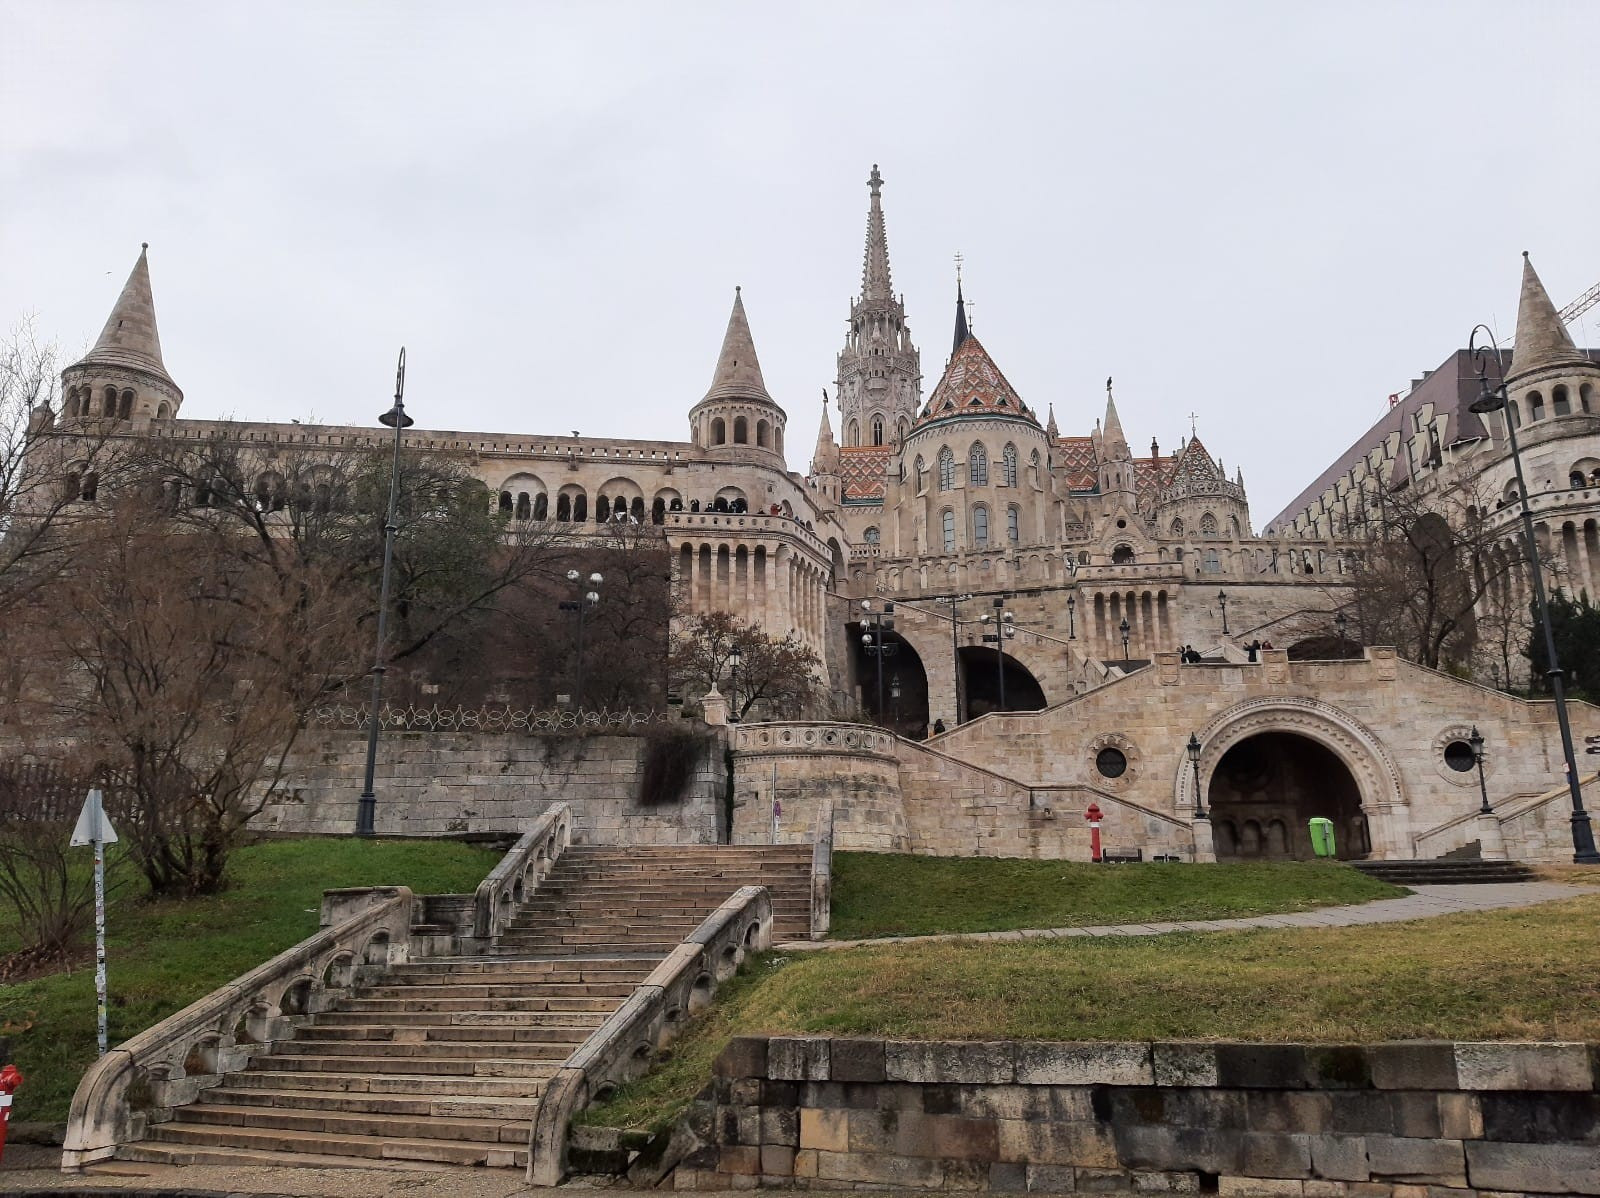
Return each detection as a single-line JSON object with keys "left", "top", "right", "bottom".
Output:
{"left": 260, "top": 728, "right": 726, "bottom": 843}
{"left": 673, "top": 1035, "right": 1600, "bottom": 1194}
{"left": 731, "top": 723, "right": 907, "bottom": 851}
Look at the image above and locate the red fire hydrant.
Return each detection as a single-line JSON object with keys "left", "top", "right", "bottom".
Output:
{"left": 1085, "top": 802, "right": 1103, "bottom": 863}
{"left": 0, "top": 1064, "right": 23, "bottom": 1164}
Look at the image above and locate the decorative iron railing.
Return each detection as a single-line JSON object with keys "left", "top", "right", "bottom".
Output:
{"left": 306, "top": 703, "right": 675, "bottom": 735}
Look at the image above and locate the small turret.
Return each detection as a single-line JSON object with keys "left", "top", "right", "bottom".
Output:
{"left": 809, "top": 391, "right": 842, "bottom": 506}
{"left": 59, "top": 244, "right": 183, "bottom": 424}
{"left": 1503, "top": 252, "right": 1600, "bottom": 430}
{"left": 688, "top": 288, "right": 787, "bottom": 460}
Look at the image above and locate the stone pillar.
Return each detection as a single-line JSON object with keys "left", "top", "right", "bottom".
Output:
{"left": 1191, "top": 816, "right": 1217, "bottom": 864}
{"left": 1476, "top": 810, "right": 1508, "bottom": 861}
{"left": 702, "top": 687, "right": 728, "bottom": 727}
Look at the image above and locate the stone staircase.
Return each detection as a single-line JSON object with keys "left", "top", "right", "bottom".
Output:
{"left": 121, "top": 844, "right": 812, "bottom": 1170}
{"left": 1352, "top": 858, "right": 1536, "bottom": 886}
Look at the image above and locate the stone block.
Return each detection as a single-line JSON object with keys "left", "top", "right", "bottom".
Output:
{"left": 798, "top": 1108, "right": 847, "bottom": 1153}
{"left": 1015, "top": 1041, "right": 1153, "bottom": 1086}
{"left": 1113, "top": 1124, "right": 1246, "bottom": 1174}
{"left": 1479, "top": 1090, "right": 1600, "bottom": 1143}
{"left": 716, "top": 1036, "right": 767, "bottom": 1079}
{"left": 1453, "top": 1041, "right": 1593, "bottom": 1091}
{"left": 987, "top": 1161, "right": 1027, "bottom": 1192}
{"left": 768, "top": 1037, "right": 831, "bottom": 1082}
{"left": 945, "top": 1159, "right": 989, "bottom": 1190}
{"left": 813, "top": 1149, "right": 945, "bottom": 1187}
{"left": 1306, "top": 1134, "right": 1369, "bottom": 1182}
{"left": 1241, "top": 1131, "right": 1313, "bottom": 1178}
{"left": 760, "top": 1079, "right": 799, "bottom": 1108}
{"left": 1363, "top": 1136, "right": 1464, "bottom": 1185}
{"left": 728, "top": 1078, "right": 761, "bottom": 1107}
{"left": 1367, "top": 1043, "right": 1457, "bottom": 1091}
{"left": 792, "top": 1148, "right": 817, "bottom": 1178}
{"left": 1074, "top": 1168, "right": 1139, "bottom": 1192}
{"left": 1024, "top": 1164, "right": 1079, "bottom": 1192}
{"left": 1216, "top": 1043, "right": 1312, "bottom": 1089}
{"left": 1248, "top": 1091, "right": 1333, "bottom": 1134}
{"left": 1107, "top": 1085, "right": 1248, "bottom": 1130}
{"left": 1305, "top": 1046, "right": 1374, "bottom": 1090}
{"left": 1327, "top": 1092, "right": 1398, "bottom": 1134}
{"left": 719, "top": 1145, "right": 760, "bottom": 1176}
{"left": 829, "top": 1037, "right": 886, "bottom": 1083}
{"left": 761, "top": 1107, "right": 799, "bottom": 1147}
{"left": 1385, "top": 1093, "right": 1442, "bottom": 1139}
{"left": 996, "top": 1117, "right": 1120, "bottom": 1168}
{"left": 1217, "top": 1180, "right": 1306, "bottom": 1197}
{"left": 1153, "top": 1042, "right": 1219, "bottom": 1087}
{"left": 1464, "top": 1139, "right": 1600, "bottom": 1191}
{"left": 1301, "top": 1184, "right": 1348, "bottom": 1198}
{"left": 884, "top": 1040, "right": 1015, "bottom": 1084}
{"left": 759, "top": 1145, "right": 795, "bottom": 1176}
{"left": 1132, "top": 1171, "right": 1202, "bottom": 1193}
{"left": 1434, "top": 1093, "right": 1481, "bottom": 1142}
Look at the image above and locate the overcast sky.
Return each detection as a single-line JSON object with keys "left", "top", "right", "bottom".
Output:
{"left": 5, "top": 1, "right": 1600, "bottom": 526}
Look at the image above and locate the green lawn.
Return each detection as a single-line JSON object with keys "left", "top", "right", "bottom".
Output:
{"left": 0, "top": 838, "right": 498, "bottom": 1123}
{"left": 583, "top": 895, "right": 1600, "bottom": 1134}
{"left": 829, "top": 852, "right": 1403, "bottom": 939}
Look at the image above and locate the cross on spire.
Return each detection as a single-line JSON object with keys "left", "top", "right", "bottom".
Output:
{"left": 1188, "top": 411, "right": 1199, "bottom": 437}
{"left": 868, "top": 163, "right": 883, "bottom": 197}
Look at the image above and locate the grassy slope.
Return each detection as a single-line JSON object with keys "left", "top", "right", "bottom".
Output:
{"left": 584, "top": 894, "right": 1600, "bottom": 1133}
{"left": 829, "top": 853, "right": 1402, "bottom": 939}
{"left": 0, "top": 838, "right": 497, "bottom": 1123}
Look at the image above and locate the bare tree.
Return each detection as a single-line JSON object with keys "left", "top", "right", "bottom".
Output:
{"left": 670, "top": 610, "right": 821, "bottom": 720}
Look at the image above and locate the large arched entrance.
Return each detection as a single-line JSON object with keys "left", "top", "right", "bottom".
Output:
{"left": 1207, "top": 732, "right": 1371, "bottom": 860}
{"left": 847, "top": 625, "right": 930, "bottom": 739}
{"left": 958, "top": 646, "right": 1047, "bottom": 719}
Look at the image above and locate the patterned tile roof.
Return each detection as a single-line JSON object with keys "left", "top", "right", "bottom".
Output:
{"left": 916, "top": 335, "right": 1041, "bottom": 429}
{"left": 839, "top": 444, "right": 890, "bottom": 502}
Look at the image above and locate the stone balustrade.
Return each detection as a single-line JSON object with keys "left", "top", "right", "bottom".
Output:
{"left": 61, "top": 885, "right": 416, "bottom": 1169}
{"left": 473, "top": 802, "right": 573, "bottom": 942}
{"left": 527, "top": 885, "right": 774, "bottom": 1185}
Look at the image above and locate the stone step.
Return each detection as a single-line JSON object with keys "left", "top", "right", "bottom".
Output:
{"left": 250, "top": 1053, "right": 557, "bottom": 1078}
{"left": 171, "top": 1102, "right": 524, "bottom": 1146}
{"left": 295, "top": 1024, "right": 593, "bottom": 1046}
{"left": 337, "top": 995, "right": 619, "bottom": 1013}
{"left": 386, "top": 962, "right": 650, "bottom": 981}
{"left": 118, "top": 1142, "right": 480, "bottom": 1171}
{"left": 353, "top": 980, "right": 638, "bottom": 1000}
{"left": 228, "top": 1070, "right": 544, "bottom": 1098}
{"left": 309, "top": 1010, "right": 605, "bottom": 1030}
{"left": 272, "top": 1038, "right": 570, "bottom": 1061}
{"left": 202, "top": 1085, "right": 542, "bottom": 1121}
{"left": 140, "top": 1122, "right": 525, "bottom": 1168}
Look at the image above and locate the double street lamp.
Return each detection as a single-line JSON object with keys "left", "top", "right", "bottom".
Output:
{"left": 1119, "top": 616, "right": 1131, "bottom": 663}
{"left": 938, "top": 593, "right": 974, "bottom": 725}
{"left": 728, "top": 643, "right": 743, "bottom": 723}
{"left": 356, "top": 349, "right": 414, "bottom": 838}
{"left": 860, "top": 600, "right": 898, "bottom": 727}
{"left": 980, "top": 597, "right": 1016, "bottom": 711}
{"left": 1217, "top": 589, "right": 1229, "bottom": 635}
{"left": 1467, "top": 323, "right": 1599, "bottom": 864}
{"left": 560, "top": 570, "right": 603, "bottom": 710}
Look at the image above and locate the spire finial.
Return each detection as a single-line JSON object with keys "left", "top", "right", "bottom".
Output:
{"left": 1189, "top": 411, "right": 1199, "bottom": 438}
{"left": 868, "top": 163, "right": 883, "bottom": 197}
{"left": 858, "top": 164, "right": 894, "bottom": 305}
{"left": 703, "top": 289, "right": 773, "bottom": 404}
{"left": 1509, "top": 252, "right": 1585, "bottom": 380}
{"left": 141, "top": 241, "right": 149, "bottom": 251}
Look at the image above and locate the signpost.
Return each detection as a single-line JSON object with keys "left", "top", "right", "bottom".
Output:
{"left": 70, "top": 789, "right": 118, "bottom": 1057}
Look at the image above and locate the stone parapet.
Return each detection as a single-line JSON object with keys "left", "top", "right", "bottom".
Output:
{"left": 666, "top": 1035, "right": 1600, "bottom": 1194}
{"left": 732, "top": 723, "right": 908, "bottom": 852}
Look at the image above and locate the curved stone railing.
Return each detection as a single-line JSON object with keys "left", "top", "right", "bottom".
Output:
{"left": 474, "top": 803, "right": 573, "bottom": 942}
{"left": 810, "top": 798, "right": 834, "bottom": 940}
{"left": 526, "top": 885, "right": 773, "bottom": 1186}
{"left": 61, "top": 886, "right": 415, "bottom": 1169}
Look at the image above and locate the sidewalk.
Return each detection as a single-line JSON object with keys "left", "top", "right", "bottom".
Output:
{"left": 775, "top": 881, "right": 1599, "bottom": 951}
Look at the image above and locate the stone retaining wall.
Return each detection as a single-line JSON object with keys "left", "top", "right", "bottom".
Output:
{"left": 671, "top": 1035, "right": 1600, "bottom": 1194}
{"left": 259, "top": 729, "right": 726, "bottom": 842}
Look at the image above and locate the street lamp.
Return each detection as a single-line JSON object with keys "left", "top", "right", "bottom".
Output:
{"left": 1066, "top": 592, "right": 1077, "bottom": 640}
{"left": 890, "top": 673, "right": 902, "bottom": 726}
{"left": 1468, "top": 322, "right": 1598, "bottom": 863}
{"left": 559, "top": 570, "right": 603, "bottom": 710}
{"left": 1217, "top": 589, "right": 1229, "bottom": 635}
{"left": 1470, "top": 726, "right": 1491, "bottom": 815}
{"left": 1119, "top": 616, "right": 1131, "bottom": 663}
{"left": 980, "top": 597, "right": 1015, "bottom": 711}
{"left": 356, "top": 349, "right": 414, "bottom": 838}
{"left": 1186, "top": 732, "right": 1207, "bottom": 818}
{"left": 728, "top": 643, "right": 743, "bottom": 723}
{"left": 861, "top": 600, "right": 898, "bottom": 727}
{"left": 937, "top": 593, "right": 972, "bottom": 725}
{"left": 1335, "top": 610, "right": 1348, "bottom": 658}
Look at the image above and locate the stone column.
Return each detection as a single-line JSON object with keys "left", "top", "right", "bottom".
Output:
{"left": 1191, "top": 816, "right": 1217, "bottom": 864}
{"left": 1476, "top": 810, "right": 1508, "bottom": 861}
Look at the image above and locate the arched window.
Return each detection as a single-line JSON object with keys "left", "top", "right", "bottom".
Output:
{"left": 774, "top": 427, "right": 784, "bottom": 456}
{"left": 847, "top": 420, "right": 859, "bottom": 447}
{"left": 973, "top": 505, "right": 990, "bottom": 547}
{"left": 596, "top": 495, "right": 611, "bottom": 522}
{"left": 1200, "top": 511, "right": 1218, "bottom": 537}
{"left": 1112, "top": 544, "right": 1134, "bottom": 565}
{"left": 942, "top": 509, "right": 956, "bottom": 553}
{"left": 712, "top": 417, "right": 726, "bottom": 445}
{"left": 556, "top": 493, "right": 571, "bottom": 521}
{"left": 81, "top": 472, "right": 98, "bottom": 502}
{"left": 864, "top": 526, "right": 880, "bottom": 545}
{"left": 969, "top": 443, "right": 988, "bottom": 486}
{"left": 1001, "top": 443, "right": 1018, "bottom": 487}
{"left": 1509, "top": 400, "right": 1521, "bottom": 428}
{"left": 1582, "top": 383, "right": 1594, "bottom": 413}
{"left": 534, "top": 493, "right": 548, "bottom": 519}
{"left": 155, "top": 402, "right": 171, "bottom": 419}
{"left": 757, "top": 419, "right": 770, "bottom": 448}
{"left": 1170, "top": 517, "right": 1184, "bottom": 536}
{"left": 118, "top": 390, "right": 134, "bottom": 419}
{"left": 102, "top": 386, "right": 117, "bottom": 417}
{"left": 632, "top": 497, "right": 645, "bottom": 521}
{"left": 1571, "top": 471, "right": 1586, "bottom": 490}
{"left": 499, "top": 490, "right": 513, "bottom": 514}
{"left": 733, "top": 415, "right": 748, "bottom": 444}
{"left": 573, "top": 494, "right": 588, "bottom": 521}
{"left": 1230, "top": 515, "right": 1242, "bottom": 538}
{"left": 914, "top": 455, "right": 926, "bottom": 491}
{"left": 652, "top": 497, "right": 666, "bottom": 524}
{"left": 1007, "top": 505, "right": 1020, "bottom": 544}
{"left": 1554, "top": 386, "right": 1571, "bottom": 416}
{"left": 1203, "top": 549, "right": 1221, "bottom": 574}
{"left": 1529, "top": 391, "right": 1545, "bottom": 421}
{"left": 939, "top": 447, "right": 956, "bottom": 490}
{"left": 516, "top": 493, "right": 531, "bottom": 520}
{"left": 872, "top": 418, "right": 884, "bottom": 447}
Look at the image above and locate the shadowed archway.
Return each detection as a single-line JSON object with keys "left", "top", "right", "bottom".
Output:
{"left": 958, "top": 645, "right": 1046, "bottom": 719}
{"left": 1207, "top": 731, "right": 1370, "bottom": 860}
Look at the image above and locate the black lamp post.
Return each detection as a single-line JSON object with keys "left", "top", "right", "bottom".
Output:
{"left": 938, "top": 593, "right": 970, "bottom": 725}
{"left": 1066, "top": 593, "right": 1077, "bottom": 640}
{"left": 1468, "top": 323, "right": 1598, "bottom": 864}
{"left": 1217, "top": 589, "right": 1229, "bottom": 635}
{"left": 728, "top": 643, "right": 742, "bottom": 723}
{"left": 861, "top": 600, "right": 897, "bottom": 726}
{"left": 890, "top": 673, "right": 902, "bottom": 726}
{"left": 1119, "top": 616, "right": 1131, "bottom": 663}
{"left": 356, "top": 348, "right": 414, "bottom": 838}
{"left": 1186, "top": 732, "right": 1207, "bottom": 818}
{"left": 980, "top": 597, "right": 1015, "bottom": 711}
{"left": 559, "top": 569, "right": 603, "bottom": 710}
{"left": 1335, "top": 610, "right": 1348, "bottom": 658}
{"left": 1470, "top": 726, "right": 1491, "bottom": 815}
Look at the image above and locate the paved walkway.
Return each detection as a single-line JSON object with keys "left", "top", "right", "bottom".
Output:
{"left": 775, "top": 881, "right": 1599, "bottom": 951}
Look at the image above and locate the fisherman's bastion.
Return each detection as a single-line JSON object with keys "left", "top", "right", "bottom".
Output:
{"left": 33, "top": 166, "right": 1600, "bottom": 867}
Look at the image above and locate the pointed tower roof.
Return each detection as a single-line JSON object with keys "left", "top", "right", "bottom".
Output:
{"left": 812, "top": 390, "right": 839, "bottom": 472}
{"left": 1509, "top": 252, "right": 1586, "bottom": 380}
{"left": 917, "top": 334, "right": 1038, "bottom": 429}
{"left": 860, "top": 165, "right": 893, "bottom": 307}
{"left": 1102, "top": 377, "right": 1129, "bottom": 458}
{"left": 703, "top": 287, "right": 775, "bottom": 404}
{"left": 73, "top": 244, "right": 178, "bottom": 385}
{"left": 1046, "top": 403, "right": 1059, "bottom": 439}
{"left": 952, "top": 281, "right": 970, "bottom": 355}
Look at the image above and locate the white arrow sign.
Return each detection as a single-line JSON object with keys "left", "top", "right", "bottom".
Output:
{"left": 70, "top": 788, "right": 117, "bottom": 1056}
{"left": 70, "top": 787, "right": 118, "bottom": 847}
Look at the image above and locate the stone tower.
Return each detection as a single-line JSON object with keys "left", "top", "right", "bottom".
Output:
{"left": 1504, "top": 252, "right": 1600, "bottom": 437}
{"left": 688, "top": 288, "right": 787, "bottom": 462}
{"left": 59, "top": 244, "right": 183, "bottom": 424}
{"left": 835, "top": 165, "right": 921, "bottom": 449}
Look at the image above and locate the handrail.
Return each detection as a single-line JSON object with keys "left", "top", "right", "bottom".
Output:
{"left": 526, "top": 885, "right": 773, "bottom": 1186}
{"left": 1413, "top": 770, "right": 1600, "bottom": 856}
{"left": 473, "top": 803, "right": 573, "bottom": 941}
{"left": 61, "top": 886, "right": 415, "bottom": 1169}
{"left": 810, "top": 799, "right": 835, "bottom": 940}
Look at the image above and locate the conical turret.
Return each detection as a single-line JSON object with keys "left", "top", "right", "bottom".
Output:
{"left": 812, "top": 391, "right": 839, "bottom": 473}
{"left": 952, "top": 281, "right": 971, "bottom": 355}
{"left": 1509, "top": 252, "right": 1586, "bottom": 381}
{"left": 703, "top": 287, "right": 774, "bottom": 404}
{"left": 690, "top": 288, "right": 786, "bottom": 455}
{"left": 60, "top": 243, "right": 183, "bottom": 422}
{"left": 1101, "top": 378, "right": 1129, "bottom": 458}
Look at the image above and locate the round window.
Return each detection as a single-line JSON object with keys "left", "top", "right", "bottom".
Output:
{"left": 1443, "top": 740, "right": 1476, "bottom": 773}
{"left": 1095, "top": 747, "right": 1128, "bottom": 779}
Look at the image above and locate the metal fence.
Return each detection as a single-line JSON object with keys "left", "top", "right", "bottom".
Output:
{"left": 306, "top": 703, "right": 675, "bottom": 735}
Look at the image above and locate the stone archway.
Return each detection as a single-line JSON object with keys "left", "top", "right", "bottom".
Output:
{"left": 1207, "top": 732, "right": 1369, "bottom": 860}
{"left": 847, "top": 624, "right": 930, "bottom": 739}
{"left": 958, "top": 646, "right": 1047, "bottom": 718}
{"left": 1173, "top": 698, "right": 1408, "bottom": 860}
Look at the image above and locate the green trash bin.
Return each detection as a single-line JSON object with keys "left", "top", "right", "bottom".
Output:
{"left": 1308, "top": 817, "right": 1336, "bottom": 859}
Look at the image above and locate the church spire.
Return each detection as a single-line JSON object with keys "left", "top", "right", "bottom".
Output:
{"left": 1102, "top": 377, "right": 1129, "bottom": 457}
{"left": 703, "top": 287, "right": 774, "bottom": 403}
{"left": 812, "top": 389, "right": 838, "bottom": 469}
{"left": 861, "top": 164, "right": 893, "bottom": 307}
{"left": 78, "top": 243, "right": 174, "bottom": 381}
{"left": 1510, "top": 251, "right": 1585, "bottom": 380}
{"left": 952, "top": 280, "right": 971, "bottom": 354}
